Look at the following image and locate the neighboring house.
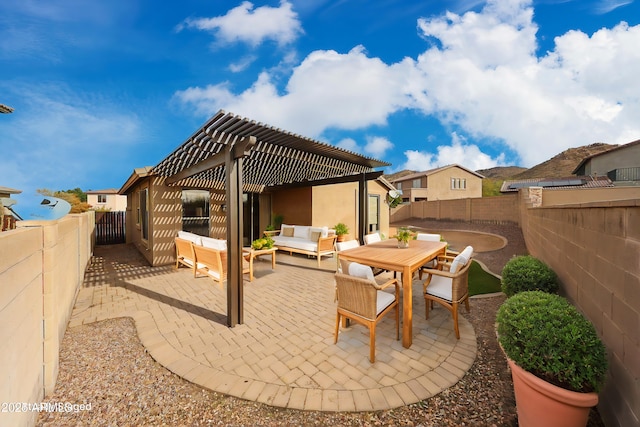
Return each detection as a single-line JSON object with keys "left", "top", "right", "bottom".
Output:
{"left": 500, "top": 176, "right": 614, "bottom": 193}
{"left": 86, "top": 188, "right": 127, "bottom": 211}
{"left": 389, "top": 164, "right": 484, "bottom": 202}
{"left": 0, "top": 186, "right": 21, "bottom": 231}
{"left": 572, "top": 139, "right": 640, "bottom": 186}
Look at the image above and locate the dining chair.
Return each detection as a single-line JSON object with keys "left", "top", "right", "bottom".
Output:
{"left": 363, "top": 233, "right": 382, "bottom": 245}
{"left": 416, "top": 233, "right": 442, "bottom": 278}
{"left": 334, "top": 262, "right": 399, "bottom": 363}
{"left": 422, "top": 246, "right": 473, "bottom": 339}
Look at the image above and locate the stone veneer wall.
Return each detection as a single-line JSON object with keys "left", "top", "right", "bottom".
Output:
{"left": 0, "top": 212, "right": 94, "bottom": 427}
{"left": 519, "top": 193, "right": 640, "bottom": 427}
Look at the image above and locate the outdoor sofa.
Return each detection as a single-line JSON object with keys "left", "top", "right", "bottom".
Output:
{"left": 265, "top": 224, "right": 337, "bottom": 267}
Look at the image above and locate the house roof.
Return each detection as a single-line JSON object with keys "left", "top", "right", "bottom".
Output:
{"left": 389, "top": 164, "right": 485, "bottom": 183}
{"left": 572, "top": 138, "right": 640, "bottom": 174}
{"left": 0, "top": 186, "right": 22, "bottom": 195}
{"left": 0, "top": 104, "right": 13, "bottom": 114}
{"left": 86, "top": 188, "right": 120, "bottom": 194}
{"left": 500, "top": 176, "right": 614, "bottom": 192}
{"left": 149, "top": 110, "right": 389, "bottom": 192}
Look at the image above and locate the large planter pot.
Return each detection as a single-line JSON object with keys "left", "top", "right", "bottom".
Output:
{"left": 507, "top": 358, "right": 598, "bottom": 427}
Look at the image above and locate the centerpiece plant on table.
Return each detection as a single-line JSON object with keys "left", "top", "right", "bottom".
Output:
{"left": 496, "top": 291, "right": 608, "bottom": 427}
{"left": 251, "top": 235, "right": 275, "bottom": 250}
{"left": 394, "top": 227, "right": 416, "bottom": 248}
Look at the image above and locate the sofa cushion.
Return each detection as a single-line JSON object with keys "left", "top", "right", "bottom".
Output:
{"left": 310, "top": 226, "right": 329, "bottom": 238}
{"left": 293, "top": 225, "right": 311, "bottom": 240}
{"left": 178, "top": 231, "right": 202, "bottom": 245}
{"left": 282, "top": 224, "right": 294, "bottom": 237}
{"left": 309, "top": 230, "right": 321, "bottom": 242}
{"left": 272, "top": 236, "right": 317, "bottom": 252}
{"left": 201, "top": 236, "right": 226, "bottom": 250}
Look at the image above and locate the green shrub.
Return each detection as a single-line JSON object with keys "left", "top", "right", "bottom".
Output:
{"left": 501, "top": 255, "right": 559, "bottom": 296}
{"left": 496, "top": 291, "right": 608, "bottom": 393}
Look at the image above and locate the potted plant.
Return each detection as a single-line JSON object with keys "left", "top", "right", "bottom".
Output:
{"left": 501, "top": 255, "right": 559, "bottom": 296}
{"left": 251, "top": 235, "right": 274, "bottom": 250}
{"left": 394, "top": 227, "right": 415, "bottom": 248}
{"left": 496, "top": 291, "right": 608, "bottom": 427}
{"left": 333, "top": 223, "right": 349, "bottom": 242}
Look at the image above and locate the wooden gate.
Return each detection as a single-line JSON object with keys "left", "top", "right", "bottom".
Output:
{"left": 95, "top": 211, "right": 126, "bottom": 245}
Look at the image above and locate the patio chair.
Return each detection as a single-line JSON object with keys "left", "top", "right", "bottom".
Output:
{"left": 416, "top": 233, "right": 442, "bottom": 278}
{"left": 175, "top": 237, "right": 197, "bottom": 273}
{"left": 363, "top": 233, "right": 381, "bottom": 245}
{"left": 422, "top": 246, "right": 474, "bottom": 339}
{"left": 334, "top": 262, "right": 400, "bottom": 363}
{"left": 192, "top": 245, "right": 250, "bottom": 287}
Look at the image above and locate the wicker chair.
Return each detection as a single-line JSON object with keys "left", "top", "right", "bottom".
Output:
{"left": 192, "top": 245, "right": 250, "bottom": 287}
{"left": 334, "top": 269, "right": 400, "bottom": 363}
{"left": 422, "top": 246, "right": 473, "bottom": 339}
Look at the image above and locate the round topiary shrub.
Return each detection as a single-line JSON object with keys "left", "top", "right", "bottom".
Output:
{"left": 501, "top": 255, "right": 559, "bottom": 296}
{"left": 496, "top": 291, "right": 608, "bottom": 393}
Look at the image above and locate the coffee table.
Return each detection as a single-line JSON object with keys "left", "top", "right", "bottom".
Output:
{"left": 242, "top": 246, "right": 278, "bottom": 282}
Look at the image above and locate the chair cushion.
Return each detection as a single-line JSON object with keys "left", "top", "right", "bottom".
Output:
{"left": 310, "top": 230, "right": 321, "bottom": 242}
{"left": 345, "top": 261, "right": 375, "bottom": 282}
{"left": 425, "top": 275, "right": 453, "bottom": 301}
{"left": 416, "top": 233, "right": 441, "bottom": 242}
{"left": 364, "top": 233, "right": 381, "bottom": 244}
{"left": 376, "top": 290, "right": 396, "bottom": 314}
{"left": 450, "top": 245, "right": 474, "bottom": 273}
{"left": 336, "top": 240, "right": 359, "bottom": 251}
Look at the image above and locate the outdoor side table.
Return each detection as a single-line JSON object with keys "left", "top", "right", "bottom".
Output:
{"left": 242, "top": 246, "right": 278, "bottom": 282}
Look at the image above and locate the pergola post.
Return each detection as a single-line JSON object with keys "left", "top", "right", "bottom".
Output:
{"left": 225, "top": 136, "right": 256, "bottom": 327}
{"left": 358, "top": 172, "right": 368, "bottom": 244}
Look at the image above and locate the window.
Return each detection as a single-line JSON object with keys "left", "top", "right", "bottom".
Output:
{"left": 412, "top": 179, "right": 421, "bottom": 188}
{"left": 396, "top": 182, "right": 402, "bottom": 191}
{"left": 97, "top": 194, "right": 107, "bottom": 203}
{"left": 367, "top": 194, "right": 380, "bottom": 233}
{"left": 451, "top": 178, "right": 467, "bottom": 190}
{"left": 138, "top": 188, "right": 148, "bottom": 241}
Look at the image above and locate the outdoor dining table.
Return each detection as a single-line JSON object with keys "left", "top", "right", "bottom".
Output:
{"left": 337, "top": 238, "right": 447, "bottom": 348}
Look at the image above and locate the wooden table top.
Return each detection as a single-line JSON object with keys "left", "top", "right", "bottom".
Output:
{"left": 337, "top": 239, "right": 447, "bottom": 272}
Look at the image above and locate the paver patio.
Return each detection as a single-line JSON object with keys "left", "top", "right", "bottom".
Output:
{"left": 68, "top": 243, "right": 476, "bottom": 412}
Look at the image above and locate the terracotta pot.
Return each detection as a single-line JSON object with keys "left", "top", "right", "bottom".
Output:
{"left": 336, "top": 234, "right": 347, "bottom": 242}
{"left": 507, "top": 358, "right": 598, "bottom": 427}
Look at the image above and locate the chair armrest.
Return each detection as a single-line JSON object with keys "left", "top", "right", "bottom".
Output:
{"left": 421, "top": 267, "right": 457, "bottom": 279}
{"left": 374, "top": 278, "right": 399, "bottom": 291}
{"left": 318, "top": 235, "right": 337, "bottom": 251}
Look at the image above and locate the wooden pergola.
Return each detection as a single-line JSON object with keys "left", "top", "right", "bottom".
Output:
{"left": 152, "top": 110, "right": 390, "bottom": 326}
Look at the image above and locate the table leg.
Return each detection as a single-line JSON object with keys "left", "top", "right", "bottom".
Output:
{"left": 402, "top": 265, "right": 413, "bottom": 348}
{"left": 249, "top": 254, "right": 254, "bottom": 282}
{"left": 271, "top": 251, "right": 276, "bottom": 270}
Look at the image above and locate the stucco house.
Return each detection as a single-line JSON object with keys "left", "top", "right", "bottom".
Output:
{"left": 118, "top": 111, "right": 392, "bottom": 268}
{"left": 389, "top": 164, "right": 484, "bottom": 203}
{"left": 86, "top": 188, "right": 127, "bottom": 211}
{"left": 572, "top": 138, "right": 640, "bottom": 186}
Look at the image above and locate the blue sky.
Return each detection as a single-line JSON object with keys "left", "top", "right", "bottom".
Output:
{"left": 1, "top": 0, "right": 639, "bottom": 197}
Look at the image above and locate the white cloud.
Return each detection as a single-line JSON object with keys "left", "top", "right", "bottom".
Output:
{"left": 178, "top": 1, "right": 303, "bottom": 47}
{"left": 402, "top": 133, "right": 506, "bottom": 171}
{"left": 364, "top": 136, "right": 393, "bottom": 157}
{"left": 176, "top": 0, "right": 640, "bottom": 168}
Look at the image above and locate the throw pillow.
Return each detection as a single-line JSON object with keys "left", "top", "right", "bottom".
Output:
{"left": 282, "top": 226, "right": 294, "bottom": 237}
{"left": 310, "top": 231, "right": 321, "bottom": 242}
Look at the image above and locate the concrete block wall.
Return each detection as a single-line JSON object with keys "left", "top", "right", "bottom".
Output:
{"left": 0, "top": 213, "right": 93, "bottom": 427}
{"left": 391, "top": 194, "right": 520, "bottom": 225}
{"left": 521, "top": 199, "right": 640, "bottom": 427}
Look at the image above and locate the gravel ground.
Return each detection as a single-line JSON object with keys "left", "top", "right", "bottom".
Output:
{"left": 36, "top": 220, "right": 605, "bottom": 427}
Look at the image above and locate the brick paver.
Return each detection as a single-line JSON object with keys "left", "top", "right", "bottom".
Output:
{"left": 68, "top": 244, "right": 477, "bottom": 412}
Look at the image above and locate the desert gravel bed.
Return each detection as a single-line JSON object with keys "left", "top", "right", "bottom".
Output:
{"left": 37, "top": 220, "right": 605, "bottom": 426}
